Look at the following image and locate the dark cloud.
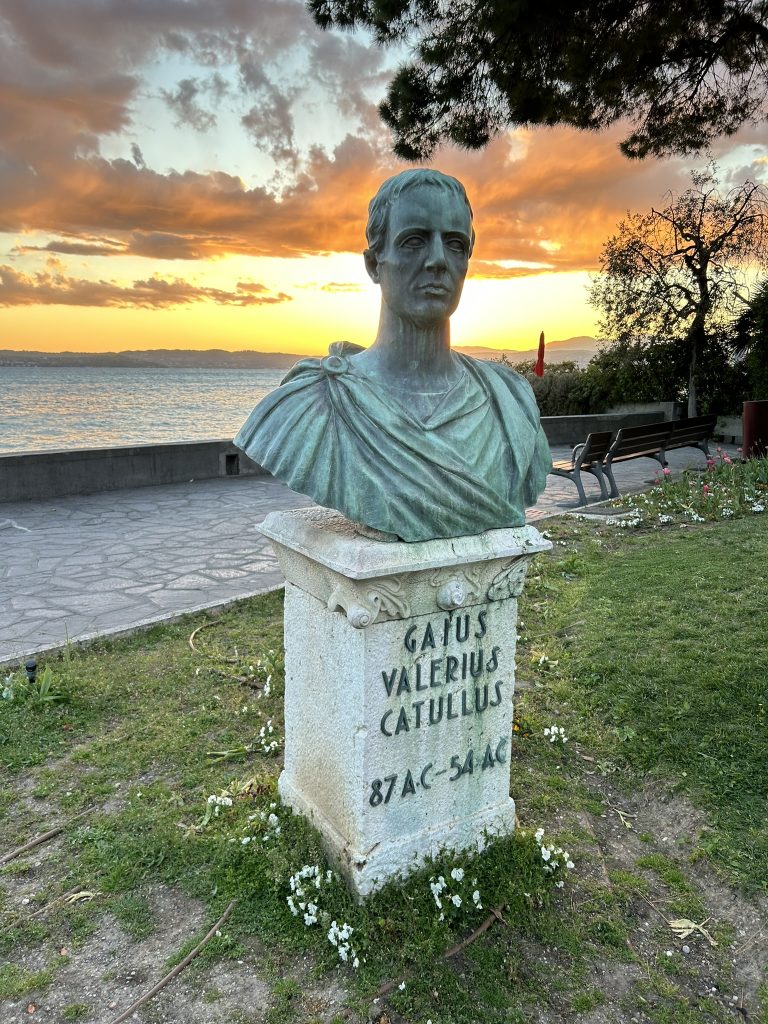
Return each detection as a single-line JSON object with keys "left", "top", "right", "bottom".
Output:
{"left": 160, "top": 78, "right": 217, "bottom": 132}
{"left": 0, "top": 264, "right": 292, "bottom": 307}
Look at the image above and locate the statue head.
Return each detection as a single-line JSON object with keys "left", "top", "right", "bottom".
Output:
{"left": 363, "top": 169, "right": 476, "bottom": 327}
{"left": 364, "top": 169, "right": 476, "bottom": 258}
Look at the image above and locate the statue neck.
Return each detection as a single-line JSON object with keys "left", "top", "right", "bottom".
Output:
{"left": 357, "top": 307, "right": 459, "bottom": 392}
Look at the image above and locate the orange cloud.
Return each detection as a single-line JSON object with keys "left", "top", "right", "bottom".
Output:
{"left": 0, "top": 265, "right": 292, "bottom": 308}
{"left": 2, "top": 1, "right": 765, "bottom": 291}
{"left": 320, "top": 281, "right": 364, "bottom": 292}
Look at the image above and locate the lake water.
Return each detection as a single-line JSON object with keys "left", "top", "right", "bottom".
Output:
{"left": 0, "top": 366, "right": 286, "bottom": 453}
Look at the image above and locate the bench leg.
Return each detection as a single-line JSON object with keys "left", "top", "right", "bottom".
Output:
{"left": 572, "top": 473, "right": 588, "bottom": 506}
{"left": 550, "top": 467, "right": 588, "bottom": 505}
{"left": 591, "top": 464, "right": 610, "bottom": 501}
{"left": 603, "top": 461, "right": 620, "bottom": 498}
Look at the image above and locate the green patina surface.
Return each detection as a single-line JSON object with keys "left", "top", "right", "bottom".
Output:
{"left": 235, "top": 170, "right": 551, "bottom": 541}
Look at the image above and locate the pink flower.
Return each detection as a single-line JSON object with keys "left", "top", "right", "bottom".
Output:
{"left": 703, "top": 484, "right": 710, "bottom": 494}
{"left": 663, "top": 467, "right": 671, "bottom": 476}
{"left": 706, "top": 458, "right": 715, "bottom": 470}
{"left": 723, "top": 454, "right": 732, "bottom": 464}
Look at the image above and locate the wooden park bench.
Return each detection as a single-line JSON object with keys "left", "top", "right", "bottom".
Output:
{"left": 665, "top": 413, "right": 718, "bottom": 459}
{"left": 550, "top": 430, "right": 613, "bottom": 505}
{"left": 549, "top": 415, "right": 721, "bottom": 504}
{"left": 601, "top": 421, "right": 672, "bottom": 498}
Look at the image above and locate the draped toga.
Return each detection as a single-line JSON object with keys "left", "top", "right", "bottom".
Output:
{"left": 234, "top": 343, "right": 552, "bottom": 542}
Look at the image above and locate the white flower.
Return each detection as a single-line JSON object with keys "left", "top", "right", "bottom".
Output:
{"left": 752, "top": 503, "right": 765, "bottom": 513}
{"left": 555, "top": 879, "right": 565, "bottom": 888}
{"left": 451, "top": 894, "right": 462, "bottom": 907}
{"left": 398, "top": 981, "right": 406, "bottom": 991}
{"left": 352, "top": 957, "right": 359, "bottom": 969}
{"left": 566, "top": 860, "right": 575, "bottom": 870}
{"left": 472, "top": 890, "right": 482, "bottom": 909}
{"left": 534, "top": 827, "right": 545, "bottom": 844}
{"left": 450, "top": 867, "right": 465, "bottom": 882}
{"left": 541, "top": 846, "right": 552, "bottom": 862}
{"left": 241, "top": 837, "right": 251, "bottom": 845}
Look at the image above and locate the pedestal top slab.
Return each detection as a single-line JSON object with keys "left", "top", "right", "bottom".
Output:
{"left": 259, "top": 506, "right": 550, "bottom": 581}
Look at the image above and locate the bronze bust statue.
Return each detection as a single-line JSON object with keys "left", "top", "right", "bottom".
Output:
{"left": 235, "top": 169, "right": 551, "bottom": 541}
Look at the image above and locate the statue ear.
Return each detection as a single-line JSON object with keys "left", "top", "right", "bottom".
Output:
{"left": 364, "top": 248, "right": 380, "bottom": 284}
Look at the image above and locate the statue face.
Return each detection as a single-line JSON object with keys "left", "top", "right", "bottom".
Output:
{"left": 366, "top": 185, "right": 472, "bottom": 326}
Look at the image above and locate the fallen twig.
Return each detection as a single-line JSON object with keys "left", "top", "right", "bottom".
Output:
{"left": 443, "top": 907, "right": 508, "bottom": 958}
{"left": 735, "top": 925, "right": 764, "bottom": 956}
{"left": 605, "top": 802, "right": 636, "bottom": 830}
{"left": 0, "top": 807, "right": 93, "bottom": 866}
{"left": 108, "top": 899, "right": 236, "bottom": 1024}
{"left": 188, "top": 621, "right": 237, "bottom": 663}
{"left": 0, "top": 887, "right": 92, "bottom": 936}
{"left": 375, "top": 907, "right": 507, "bottom": 998}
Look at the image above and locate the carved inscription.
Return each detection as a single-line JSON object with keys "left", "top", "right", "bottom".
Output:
{"left": 370, "top": 605, "right": 512, "bottom": 807}
{"left": 368, "top": 736, "right": 509, "bottom": 806}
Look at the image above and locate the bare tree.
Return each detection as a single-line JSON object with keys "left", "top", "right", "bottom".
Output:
{"left": 589, "top": 167, "right": 768, "bottom": 415}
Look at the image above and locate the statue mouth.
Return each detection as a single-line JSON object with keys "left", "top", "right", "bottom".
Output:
{"left": 420, "top": 283, "right": 451, "bottom": 295}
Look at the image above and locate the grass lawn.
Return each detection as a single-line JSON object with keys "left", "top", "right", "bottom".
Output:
{"left": 0, "top": 514, "right": 766, "bottom": 1024}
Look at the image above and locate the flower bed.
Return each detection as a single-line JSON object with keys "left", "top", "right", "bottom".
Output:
{"left": 610, "top": 451, "right": 768, "bottom": 527}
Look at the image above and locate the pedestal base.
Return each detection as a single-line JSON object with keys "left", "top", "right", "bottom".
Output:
{"left": 260, "top": 508, "right": 550, "bottom": 898}
{"left": 279, "top": 773, "right": 516, "bottom": 896}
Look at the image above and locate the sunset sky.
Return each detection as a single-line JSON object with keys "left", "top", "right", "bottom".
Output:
{"left": 1, "top": 0, "right": 767, "bottom": 356}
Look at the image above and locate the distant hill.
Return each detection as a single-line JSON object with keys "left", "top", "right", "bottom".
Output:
{"left": 454, "top": 336, "right": 598, "bottom": 368}
{"left": 0, "top": 337, "right": 598, "bottom": 370}
{"left": 0, "top": 348, "right": 306, "bottom": 369}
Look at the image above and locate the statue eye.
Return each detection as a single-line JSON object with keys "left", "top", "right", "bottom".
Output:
{"left": 400, "top": 233, "right": 426, "bottom": 248}
{"left": 447, "top": 237, "right": 467, "bottom": 254}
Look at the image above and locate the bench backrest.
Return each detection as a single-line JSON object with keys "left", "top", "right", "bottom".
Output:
{"left": 668, "top": 414, "right": 717, "bottom": 444}
{"left": 576, "top": 430, "right": 614, "bottom": 466}
{"left": 608, "top": 421, "right": 671, "bottom": 460}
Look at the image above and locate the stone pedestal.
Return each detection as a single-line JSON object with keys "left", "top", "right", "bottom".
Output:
{"left": 259, "top": 507, "right": 551, "bottom": 897}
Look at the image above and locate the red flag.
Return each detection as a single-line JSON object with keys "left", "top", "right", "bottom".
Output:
{"left": 534, "top": 331, "right": 545, "bottom": 377}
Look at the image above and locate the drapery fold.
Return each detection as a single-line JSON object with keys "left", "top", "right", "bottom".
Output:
{"left": 235, "top": 347, "right": 551, "bottom": 542}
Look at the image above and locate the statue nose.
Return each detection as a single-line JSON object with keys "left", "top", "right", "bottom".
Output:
{"left": 424, "top": 235, "right": 448, "bottom": 270}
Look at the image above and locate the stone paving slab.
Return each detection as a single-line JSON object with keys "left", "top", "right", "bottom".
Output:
{"left": 0, "top": 445, "right": 728, "bottom": 666}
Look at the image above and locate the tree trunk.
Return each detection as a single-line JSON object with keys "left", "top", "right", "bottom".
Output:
{"left": 686, "top": 317, "right": 706, "bottom": 417}
{"left": 687, "top": 343, "right": 697, "bottom": 417}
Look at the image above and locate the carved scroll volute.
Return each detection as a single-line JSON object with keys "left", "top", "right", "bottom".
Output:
{"left": 429, "top": 567, "right": 482, "bottom": 610}
{"left": 326, "top": 576, "right": 410, "bottom": 629}
{"left": 487, "top": 556, "right": 533, "bottom": 601}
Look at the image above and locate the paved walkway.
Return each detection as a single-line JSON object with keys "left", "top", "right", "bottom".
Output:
{"left": 0, "top": 445, "right": 723, "bottom": 666}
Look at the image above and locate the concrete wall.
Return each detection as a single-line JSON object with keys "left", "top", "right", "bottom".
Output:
{"left": 540, "top": 411, "right": 662, "bottom": 447}
{"left": 716, "top": 416, "right": 743, "bottom": 444}
{"left": 0, "top": 410, "right": 675, "bottom": 503}
{"left": 606, "top": 401, "right": 686, "bottom": 421}
{"left": 0, "top": 440, "right": 266, "bottom": 504}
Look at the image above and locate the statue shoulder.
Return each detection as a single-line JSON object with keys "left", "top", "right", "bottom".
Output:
{"left": 282, "top": 341, "right": 365, "bottom": 384}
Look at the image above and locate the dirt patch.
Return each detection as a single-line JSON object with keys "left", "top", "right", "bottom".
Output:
{"left": 578, "top": 776, "right": 767, "bottom": 1020}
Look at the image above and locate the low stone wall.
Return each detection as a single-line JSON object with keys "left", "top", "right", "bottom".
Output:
{"left": 0, "top": 411, "right": 679, "bottom": 503}
{"left": 716, "top": 416, "right": 743, "bottom": 444}
{"left": 0, "top": 440, "right": 266, "bottom": 503}
{"left": 539, "top": 411, "right": 662, "bottom": 447}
